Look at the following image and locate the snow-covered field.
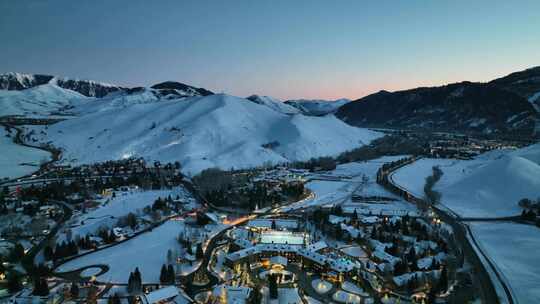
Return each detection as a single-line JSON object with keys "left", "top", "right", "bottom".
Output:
{"left": 392, "top": 145, "right": 540, "bottom": 217}
{"left": 280, "top": 180, "right": 351, "bottom": 211}
{"left": 470, "top": 222, "right": 540, "bottom": 303}
{"left": 281, "top": 156, "right": 414, "bottom": 212}
{"left": 332, "top": 156, "right": 408, "bottom": 198}
{"left": 28, "top": 93, "right": 381, "bottom": 176}
{"left": 57, "top": 220, "right": 186, "bottom": 283}
{"left": 0, "top": 127, "right": 50, "bottom": 179}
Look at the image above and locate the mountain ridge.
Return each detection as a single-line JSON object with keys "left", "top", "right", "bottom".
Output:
{"left": 336, "top": 66, "right": 540, "bottom": 138}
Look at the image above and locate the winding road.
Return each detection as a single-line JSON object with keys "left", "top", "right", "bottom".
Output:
{"left": 383, "top": 157, "right": 516, "bottom": 304}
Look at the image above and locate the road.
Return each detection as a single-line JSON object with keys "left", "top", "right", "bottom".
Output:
{"left": 383, "top": 157, "right": 515, "bottom": 304}
{"left": 0, "top": 122, "right": 61, "bottom": 186}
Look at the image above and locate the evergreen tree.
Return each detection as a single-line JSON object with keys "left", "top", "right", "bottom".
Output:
{"left": 437, "top": 264, "right": 448, "bottom": 293}
{"left": 112, "top": 293, "right": 121, "bottom": 304}
{"left": 134, "top": 267, "right": 142, "bottom": 292}
{"left": 9, "top": 243, "right": 25, "bottom": 262}
{"left": 7, "top": 272, "right": 22, "bottom": 293}
{"left": 33, "top": 276, "right": 49, "bottom": 296}
{"left": 70, "top": 282, "right": 79, "bottom": 298}
{"left": 167, "top": 264, "right": 175, "bottom": 284}
{"left": 43, "top": 246, "right": 53, "bottom": 261}
{"left": 196, "top": 243, "right": 204, "bottom": 260}
{"left": 268, "top": 274, "right": 278, "bottom": 299}
{"left": 159, "top": 264, "right": 167, "bottom": 284}
{"left": 127, "top": 272, "right": 134, "bottom": 293}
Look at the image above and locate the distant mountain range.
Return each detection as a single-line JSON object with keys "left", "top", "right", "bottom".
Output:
{"left": 0, "top": 72, "right": 123, "bottom": 98}
{"left": 336, "top": 66, "right": 540, "bottom": 138}
{"left": 2, "top": 66, "right": 540, "bottom": 138}
{"left": 0, "top": 72, "right": 213, "bottom": 99}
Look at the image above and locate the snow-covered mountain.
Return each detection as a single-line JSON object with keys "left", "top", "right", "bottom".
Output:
{"left": 285, "top": 98, "right": 351, "bottom": 116}
{"left": 337, "top": 81, "right": 539, "bottom": 137}
{"left": 0, "top": 72, "right": 124, "bottom": 97}
{"left": 0, "top": 84, "right": 91, "bottom": 117}
{"left": 246, "top": 95, "right": 300, "bottom": 115}
{"left": 29, "top": 94, "right": 381, "bottom": 175}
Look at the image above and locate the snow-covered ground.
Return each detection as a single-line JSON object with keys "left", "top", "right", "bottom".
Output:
{"left": 0, "top": 127, "right": 50, "bottom": 179}
{"left": 57, "top": 220, "right": 187, "bottom": 283}
{"left": 280, "top": 180, "right": 351, "bottom": 211}
{"left": 392, "top": 145, "right": 540, "bottom": 217}
{"left": 470, "top": 222, "right": 540, "bottom": 303}
{"left": 332, "top": 156, "right": 409, "bottom": 198}
{"left": 275, "top": 288, "right": 302, "bottom": 304}
{"left": 28, "top": 93, "right": 381, "bottom": 176}
{"left": 59, "top": 188, "right": 193, "bottom": 242}
{"left": 281, "top": 156, "right": 414, "bottom": 212}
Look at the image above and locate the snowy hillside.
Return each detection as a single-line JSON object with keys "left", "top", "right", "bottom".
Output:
{"left": 31, "top": 94, "right": 381, "bottom": 175}
{"left": 392, "top": 144, "right": 540, "bottom": 218}
{"left": 443, "top": 154, "right": 540, "bottom": 217}
{"left": 246, "top": 95, "right": 300, "bottom": 115}
{"left": 0, "top": 84, "right": 91, "bottom": 117}
{"left": 0, "top": 127, "right": 50, "bottom": 179}
{"left": 285, "top": 98, "right": 350, "bottom": 116}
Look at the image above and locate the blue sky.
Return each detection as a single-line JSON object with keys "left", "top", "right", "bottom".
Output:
{"left": 1, "top": 0, "right": 539, "bottom": 99}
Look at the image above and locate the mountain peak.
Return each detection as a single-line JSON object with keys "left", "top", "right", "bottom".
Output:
{"left": 151, "top": 81, "right": 213, "bottom": 97}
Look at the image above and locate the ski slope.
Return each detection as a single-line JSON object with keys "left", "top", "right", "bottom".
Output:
{"left": 34, "top": 94, "right": 382, "bottom": 175}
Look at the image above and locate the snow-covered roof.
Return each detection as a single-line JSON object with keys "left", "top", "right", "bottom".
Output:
{"left": 270, "top": 255, "right": 288, "bottom": 266}
{"left": 234, "top": 238, "right": 253, "bottom": 249}
{"left": 329, "top": 215, "right": 348, "bottom": 225}
{"left": 226, "top": 239, "right": 355, "bottom": 273}
{"left": 307, "top": 241, "right": 328, "bottom": 252}
{"left": 205, "top": 212, "right": 219, "bottom": 223}
{"left": 143, "top": 286, "right": 179, "bottom": 304}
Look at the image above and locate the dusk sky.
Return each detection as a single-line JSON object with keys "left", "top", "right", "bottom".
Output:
{"left": 1, "top": 0, "right": 539, "bottom": 100}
